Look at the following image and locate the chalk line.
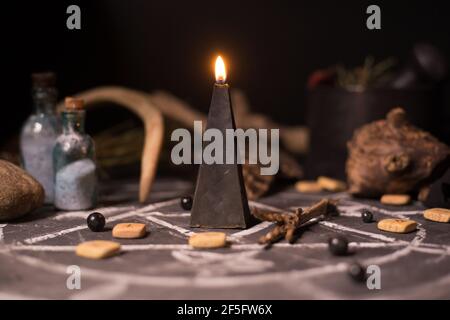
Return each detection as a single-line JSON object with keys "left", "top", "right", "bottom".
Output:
{"left": 0, "top": 291, "right": 41, "bottom": 300}
{"left": 172, "top": 249, "right": 264, "bottom": 261}
{"left": 412, "top": 246, "right": 450, "bottom": 256}
{"left": 147, "top": 212, "right": 191, "bottom": 217}
{"left": 53, "top": 205, "right": 137, "bottom": 220}
{"left": 171, "top": 250, "right": 275, "bottom": 273}
{"left": 23, "top": 225, "right": 87, "bottom": 245}
{"left": 338, "top": 212, "right": 364, "bottom": 218}
{"left": 319, "top": 221, "right": 402, "bottom": 243}
{"left": 365, "top": 244, "right": 414, "bottom": 265}
{"left": 8, "top": 251, "right": 350, "bottom": 289}
{"left": 23, "top": 199, "right": 179, "bottom": 244}
{"left": 123, "top": 244, "right": 193, "bottom": 250}
{"left": 128, "top": 198, "right": 180, "bottom": 213}
{"left": 249, "top": 200, "right": 285, "bottom": 212}
{"left": 142, "top": 213, "right": 195, "bottom": 237}
{"left": 289, "top": 202, "right": 421, "bottom": 217}
{"left": 232, "top": 221, "right": 274, "bottom": 238}
{"left": 7, "top": 241, "right": 407, "bottom": 252}
{"left": 70, "top": 280, "right": 129, "bottom": 300}
{"left": 341, "top": 200, "right": 423, "bottom": 216}
{"left": 0, "top": 224, "right": 7, "bottom": 242}
{"left": 370, "top": 273, "right": 450, "bottom": 299}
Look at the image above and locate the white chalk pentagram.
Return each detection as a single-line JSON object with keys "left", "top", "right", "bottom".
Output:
{"left": 1, "top": 196, "right": 449, "bottom": 299}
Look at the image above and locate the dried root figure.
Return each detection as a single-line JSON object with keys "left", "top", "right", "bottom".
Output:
{"left": 253, "top": 199, "right": 338, "bottom": 245}
{"left": 346, "top": 107, "right": 450, "bottom": 197}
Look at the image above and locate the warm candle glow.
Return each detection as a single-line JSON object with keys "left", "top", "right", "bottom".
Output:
{"left": 215, "top": 56, "right": 227, "bottom": 83}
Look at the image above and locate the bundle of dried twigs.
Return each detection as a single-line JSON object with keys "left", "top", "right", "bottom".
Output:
{"left": 253, "top": 199, "right": 338, "bottom": 245}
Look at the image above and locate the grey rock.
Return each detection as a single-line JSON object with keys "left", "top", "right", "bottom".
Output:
{"left": 0, "top": 160, "right": 45, "bottom": 221}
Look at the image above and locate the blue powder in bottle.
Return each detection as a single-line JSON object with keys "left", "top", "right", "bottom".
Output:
{"left": 54, "top": 159, "right": 97, "bottom": 210}
{"left": 53, "top": 98, "right": 97, "bottom": 211}
{"left": 20, "top": 72, "right": 60, "bottom": 204}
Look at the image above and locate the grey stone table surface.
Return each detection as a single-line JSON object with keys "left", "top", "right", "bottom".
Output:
{"left": 0, "top": 178, "right": 449, "bottom": 299}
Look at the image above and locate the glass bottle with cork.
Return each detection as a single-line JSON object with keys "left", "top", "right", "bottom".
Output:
{"left": 20, "top": 72, "right": 61, "bottom": 204}
{"left": 53, "top": 97, "right": 97, "bottom": 210}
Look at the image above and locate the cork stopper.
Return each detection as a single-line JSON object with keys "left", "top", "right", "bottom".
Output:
{"left": 65, "top": 97, "right": 84, "bottom": 110}
{"left": 31, "top": 72, "right": 56, "bottom": 88}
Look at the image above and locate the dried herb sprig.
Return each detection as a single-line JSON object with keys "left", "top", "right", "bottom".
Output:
{"left": 94, "top": 121, "right": 144, "bottom": 168}
{"left": 336, "top": 56, "right": 396, "bottom": 91}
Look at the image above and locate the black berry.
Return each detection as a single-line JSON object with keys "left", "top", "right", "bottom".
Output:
{"left": 87, "top": 212, "right": 105, "bottom": 232}
{"left": 348, "top": 262, "right": 366, "bottom": 282}
{"left": 328, "top": 205, "right": 340, "bottom": 217}
{"left": 328, "top": 236, "right": 348, "bottom": 256}
{"left": 361, "top": 209, "right": 374, "bottom": 223}
{"left": 181, "top": 196, "right": 193, "bottom": 210}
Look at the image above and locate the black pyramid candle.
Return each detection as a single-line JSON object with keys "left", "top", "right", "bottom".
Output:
{"left": 190, "top": 56, "right": 252, "bottom": 229}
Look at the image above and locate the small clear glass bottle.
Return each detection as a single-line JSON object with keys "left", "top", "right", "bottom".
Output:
{"left": 53, "top": 97, "right": 97, "bottom": 210}
{"left": 20, "top": 72, "right": 61, "bottom": 204}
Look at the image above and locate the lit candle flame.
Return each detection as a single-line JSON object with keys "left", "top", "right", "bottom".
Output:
{"left": 215, "top": 56, "right": 227, "bottom": 83}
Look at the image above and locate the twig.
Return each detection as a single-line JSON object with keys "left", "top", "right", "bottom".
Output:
{"left": 255, "top": 199, "right": 338, "bottom": 245}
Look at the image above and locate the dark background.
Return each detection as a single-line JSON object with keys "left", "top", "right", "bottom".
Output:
{"left": 2, "top": 0, "right": 450, "bottom": 146}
